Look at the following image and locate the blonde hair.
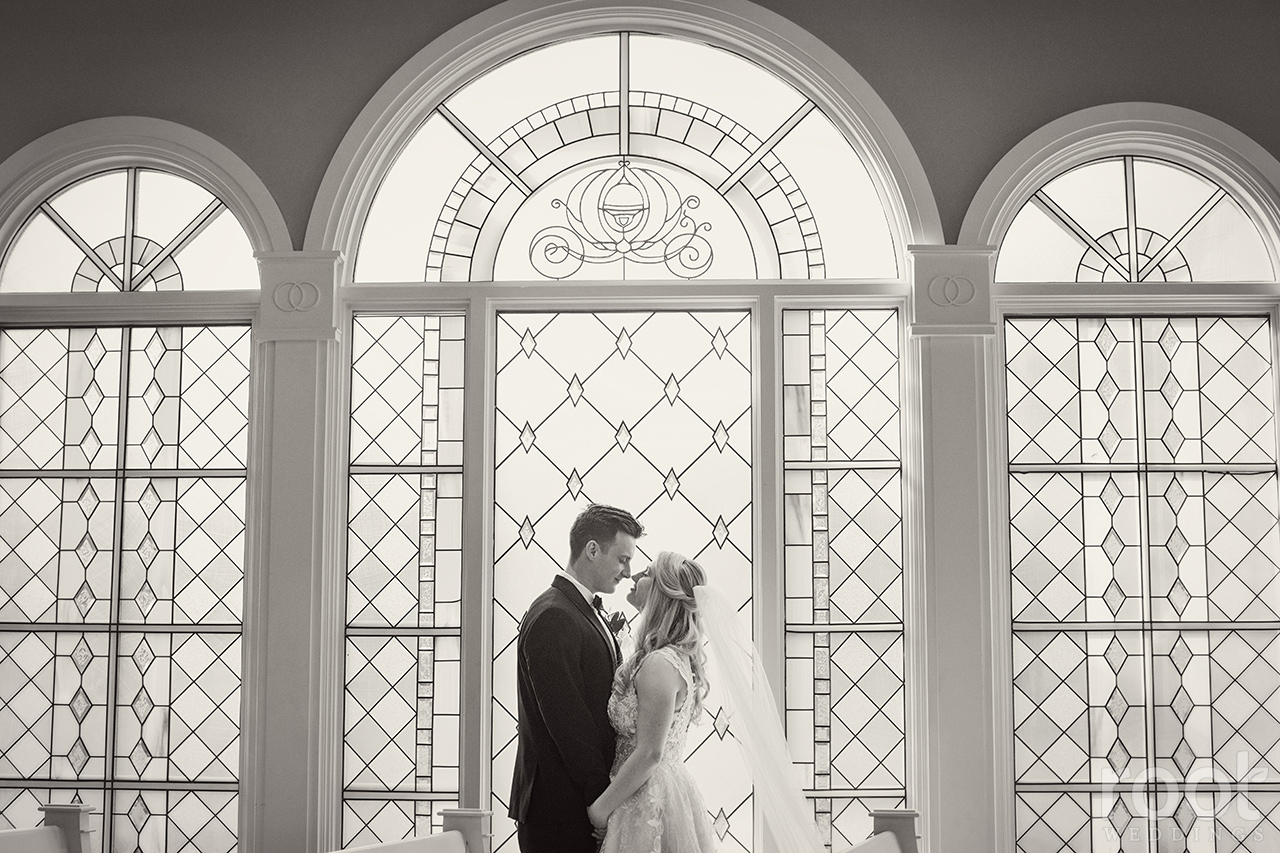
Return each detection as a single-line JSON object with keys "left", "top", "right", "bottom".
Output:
{"left": 620, "top": 551, "right": 710, "bottom": 721}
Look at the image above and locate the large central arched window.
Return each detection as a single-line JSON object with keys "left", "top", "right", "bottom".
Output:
{"left": 329, "top": 9, "right": 933, "bottom": 852}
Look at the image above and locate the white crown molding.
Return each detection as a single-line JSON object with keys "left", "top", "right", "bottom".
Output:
{"left": 959, "top": 102, "right": 1280, "bottom": 278}
{"left": 0, "top": 116, "right": 292, "bottom": 265}
{"left": 304, "top": 0, "right": 943, "bottom": 273}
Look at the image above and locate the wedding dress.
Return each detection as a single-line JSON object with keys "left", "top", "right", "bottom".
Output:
{"left": 601, "top": 646, "right": 718, "bottom": 853}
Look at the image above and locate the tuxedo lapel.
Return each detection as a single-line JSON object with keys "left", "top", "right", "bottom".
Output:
{"left": 552, "top": 575, "right": 619, "bottom": 668}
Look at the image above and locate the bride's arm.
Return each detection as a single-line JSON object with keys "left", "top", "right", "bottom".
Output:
{"left": 587, "top": 654, "right": 686, "bottom": 829}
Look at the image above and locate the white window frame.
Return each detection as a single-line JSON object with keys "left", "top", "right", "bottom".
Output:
{"left": 964, "top": 102, "right": 1280, "bottom": 853}
{"left": 0, "top": 117, "right": 290, "bottom": 851}
{"left": 310, "top": 1, "right": 940, "bottom": 849}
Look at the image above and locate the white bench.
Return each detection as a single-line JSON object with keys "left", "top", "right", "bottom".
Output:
{"left": 337, "top": 830, "right": 466, "bottom": 853}
{"left": 332, "top": 809, "right": 488, "bottom": 853}
{"left": 837, "top": 809, "right": 919, "bottom": 853}
{"left": 0, "top": 804, "right": 98, "bottom": 853}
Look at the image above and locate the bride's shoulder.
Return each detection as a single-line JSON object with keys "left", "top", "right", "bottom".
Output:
{"left": 640, "top": 645, "right": 693, "bottom": 682}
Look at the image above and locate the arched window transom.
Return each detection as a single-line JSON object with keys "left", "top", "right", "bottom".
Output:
{"left": 355, "top": 32, "right": 898, "bottom": 283}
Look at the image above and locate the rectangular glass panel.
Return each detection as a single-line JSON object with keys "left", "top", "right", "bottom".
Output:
{"left": 491, "top": 310, "right": 753, "bottom": 852}
{"left": 0, "top": 324, "right": 247, "bottom": 852}
{"left": 782, "top": 308, "right": 906, "bottom": 843}
{"left": 1009, "top": 315, "right": 1280, "bottom": 848}
{"left": 344, "top": 314, "right": 465, "bottom": 844}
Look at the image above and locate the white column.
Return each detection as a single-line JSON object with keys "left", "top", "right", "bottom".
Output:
{"left": 242, "top": 252, "right": 345, "bottom": 853}
{"left": 906, "top": 246, "right": 999, "bottom": 853}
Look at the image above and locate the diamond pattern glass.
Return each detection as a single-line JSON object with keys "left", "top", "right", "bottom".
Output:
{"left": 1008, "top": 315, "right": 1280, "bottom": 848}
{"left": 781, "top": 308, "right": 905, "bottom": 844}
{"left": 344, "top": 314, "right": 466, "bottom": 843}
{"left": 0, "top": 325, "right": 247, "bottom": 851}
{"left": 491, "top": 310, "right": 752, "bottom": 852}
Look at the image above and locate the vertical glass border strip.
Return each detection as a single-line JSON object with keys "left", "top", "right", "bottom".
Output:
{"left": 781, "top": 308, "right": 907, "bottom": 849}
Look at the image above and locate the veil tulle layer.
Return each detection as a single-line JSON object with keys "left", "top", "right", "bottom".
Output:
{"left": 694, "top": 585, "right": 826, "bottom": 853}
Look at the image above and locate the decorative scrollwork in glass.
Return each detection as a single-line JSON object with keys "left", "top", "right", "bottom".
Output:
{"left": 528, "top": 161, "right": 714, "bottom": 279}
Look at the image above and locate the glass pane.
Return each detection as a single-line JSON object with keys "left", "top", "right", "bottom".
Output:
{"left": 1009, "top": 472, "right": 1142, "bottom": 623}
{"left": 783, "top": 309, "right": 900, "bottom": 463}
{"left": 0, "top": 328, "right": 124, "bottom": 470}
{"left": 1013, "top": 631, "right": 1147, "bottom": 785}
{"left": 114, "top": 633, "right": 241, "bottom": 783}
{"left": 995, "top": 200, "right": 1086, "bottom": 282}
{"left": 0, "top": 477, "right": 115, "bottom": 624}
{"left": 444, "top": 35, "right": 619, "bottom": 147}
{"left": 347, "top": 473, "right": 462, "bottom": 629}
{"left": 1141, "top": 317, "right": 1275, "bottom": 465}
{"left": 350, "top": 315, "right": 466, "bottom": 467}
{"left": 357, "top": 115, "right": 481, "bottom": 283}
{"left": 0, "top": 212, "right": 87, "bottom": 292}
{"left": 47, "top": 172, "right": 127, "bottom": 256}
{"left": 112, "top": 788, "right": 237, "bottom": 853}
{"left": 1005, "top": 318, "right": 1139, "bottom": 465}
{"left": 491, "top": 310, "right": 753, "bottom": 852}
{"left": 630, "top": 35, "right": 804, "bottom": 143}
{"left": 771, "top": 109, "right": 896, "bottom": 279}
{"left": 170, "top": 208, "right": 258, "bottom": 291}
{"left": 136, "top": 170, "right": 216, "bottom": 248}
{"left": 125, "top": 327, "right": 252, "bottom": 470}
{"left": 1015, "top": 789, "right": 1150, "bottom": 852}
{"left": 1177, "top": 194, "right": 1275, "bottom": 281}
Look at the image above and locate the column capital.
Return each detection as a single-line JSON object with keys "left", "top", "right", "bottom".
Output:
{"left": 907, "top": 245, "right": 997, "bottom": 337}
{"left": 254, "top": 251, "right": 343, "bottom": 342}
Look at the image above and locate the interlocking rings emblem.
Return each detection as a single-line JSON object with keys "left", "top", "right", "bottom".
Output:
{"left": 927, "top": 275, "right": 976, "bottom": 307}
{"left": 272, "top": 281, "right": 320, "bottom": 312}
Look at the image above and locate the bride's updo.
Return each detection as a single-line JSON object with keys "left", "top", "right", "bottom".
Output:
{"left": 623, "top": 551, "right": 711, "bottom": 721}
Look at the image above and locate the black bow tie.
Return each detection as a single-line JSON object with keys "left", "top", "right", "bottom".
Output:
{"left": 591, "top": 595, "right": 604, "bottom": 612}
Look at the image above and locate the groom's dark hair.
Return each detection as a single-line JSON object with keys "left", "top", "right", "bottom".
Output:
{"left": 569, "top": 503, "right": 644, "bottom": 563}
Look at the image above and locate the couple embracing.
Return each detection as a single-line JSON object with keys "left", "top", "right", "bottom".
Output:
{"left": 508, "top": 503, "right": 717, "bottom": 852}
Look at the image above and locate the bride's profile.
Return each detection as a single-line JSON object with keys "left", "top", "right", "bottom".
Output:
{"left": 588, "top": 551, "right": 718, "bottom": 852}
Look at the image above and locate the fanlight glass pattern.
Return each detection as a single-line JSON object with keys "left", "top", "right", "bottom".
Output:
{"left": 0, "top": 324, "right": 250, "bottom": 852}
{"left": 491, "top": 311, "right": 753, "bottom": 851}
{"left": 0, "top": 168, "right": 259, "bottom": 292}
{"left": 1006, "top": 316, "right": 1280, "bottom": 850}
{"left": 782, "top": 309, "right": 907, "bottom": 849}
{"left": 355, "top": 33, "right": 897, "bottom": 282}
{"left": 996, "top": 157, "right": 1275, "bottom": 283}
{"left": 342, "top": 314, "right": 466, "bottom": 846}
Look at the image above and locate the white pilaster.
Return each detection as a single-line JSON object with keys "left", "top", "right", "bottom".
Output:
{"left": 242, "top": 251, "right": 345, "bottom": 853}
{"left": 907, "top": 246, "right": 999, "bottom": 853}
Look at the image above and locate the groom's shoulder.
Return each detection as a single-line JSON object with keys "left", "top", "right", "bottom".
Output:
{"left": 526, "top": 583, "right": 572, "bottom": 618}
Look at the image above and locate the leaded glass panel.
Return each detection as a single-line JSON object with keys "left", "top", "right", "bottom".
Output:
{"left": 996, "top": 157, "right": 1275, "bottom": 283}
{"left": 781, "top": 308, "right": 905, "bottom": 850}
{"left": 0, "top": 324, "right": 247, "bottom": 851}
{"left": 343, "top": 314, "right": 465, "bottom": 844}
{"left": 491, "top": 310, "right": 753, "bottom": 852}
{"left": 0, "top": 169, "right": 258, "bottom": 293}
{"left": 1007, "top": 315, "right": 1280, "bottom": 849}
{"left": 356, "top": 33, "right": 897, "bottom": 282}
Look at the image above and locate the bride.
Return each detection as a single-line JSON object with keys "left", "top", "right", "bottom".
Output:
{"left": 588, "top": 551, "right": 829, "bottom": 853}
{"left": 587, "top": 551, "right": 718, "bottom": 852}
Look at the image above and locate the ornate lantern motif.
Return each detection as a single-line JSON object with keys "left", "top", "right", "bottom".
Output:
{"left": 529, "top": 160, "right": 714, "bottom": 279}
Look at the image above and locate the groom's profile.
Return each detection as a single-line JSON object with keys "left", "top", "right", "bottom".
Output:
{"left": 509, "top": 503, "right": 644, "bottom": 853}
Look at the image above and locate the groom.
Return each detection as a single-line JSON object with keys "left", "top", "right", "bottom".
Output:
{"left": 509, "top": 503, "right": 643, "bottom": 853}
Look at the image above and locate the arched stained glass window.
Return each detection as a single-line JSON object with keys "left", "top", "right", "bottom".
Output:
{"left": 1, "top": 168, "right": 259, "bottom": 292}
{"left": 996, "top": 156, "right": 1275, "bottom": 282}
{"left": 354, "top": 32, "right": 898, "bottom": 282}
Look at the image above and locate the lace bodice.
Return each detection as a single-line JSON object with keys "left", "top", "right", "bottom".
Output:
{"left": 607, "top": 646, "right": 696, "bottom": 768}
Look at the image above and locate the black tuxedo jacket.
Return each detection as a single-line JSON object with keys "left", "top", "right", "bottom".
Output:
{"left": 508, "top": 575, "right": 622, "bottom": 825}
